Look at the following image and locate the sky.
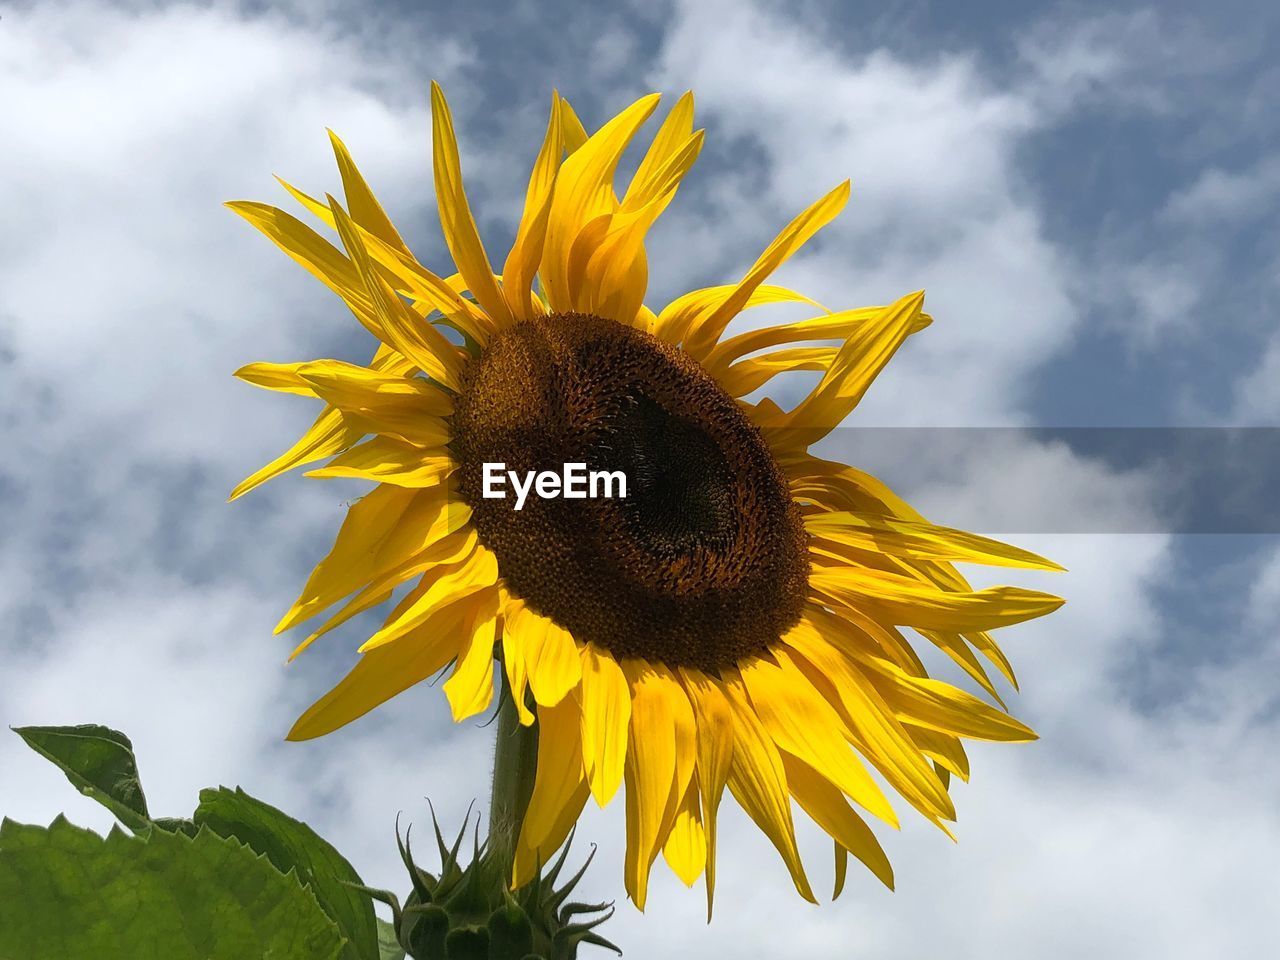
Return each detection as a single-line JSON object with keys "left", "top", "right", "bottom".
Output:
{"left": 1, "top": 1, "right": 1277, "bottom": 957}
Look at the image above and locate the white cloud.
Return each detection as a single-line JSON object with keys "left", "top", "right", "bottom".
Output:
{"left": 0, "top": 1, "right": 470, "bottom": 463}
{"left": 1163, "top": 158, "right": 1280, "bottom": 225}
{"left": 1245, "top": 543, "right": 1280, "bottom": 631}
{"left": 1015, "top": 8, "right": 1223, "bottom": 117}
{"left": 645, "top": 0, "right": 1093, "bottom": 425}
{"left": 1232, "top": 333, "right": 1280, "bottom": 424}
{"left": 1112, "top": 154, "right": 1280, "bottom": 349}
{"left": 0, "top": 0, "right": 484, "bottom": 874}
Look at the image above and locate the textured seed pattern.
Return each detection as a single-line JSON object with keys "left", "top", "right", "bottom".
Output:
{"left": 453, "top": 313, "right": 808, "bottom": 672}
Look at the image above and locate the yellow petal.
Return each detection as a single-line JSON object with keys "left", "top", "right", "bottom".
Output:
{"left": 234, "top": 361, "right": 317, "bottom": 397}
{"left": 811, "top": 612, "right": 1037, "bottom": 742}
{"left": 276, "top": 486, "right": 465, "bottom": 632}
{"left": 720, "top": 673, "right": 816, "bottom": 904}
{"left": 556, "top": 94, "right": 590, "bottom": 153}
{"left": 225, "top": 201, "right": 382, "bottom": 339}
{"left": 779, "top": 752, "right": 894, "bottom": 892}
{"left": 499, "top": 599, "right": 535, "bottom": 727}
{"left": 918, "top": 629, "right": 1008, "bottom": 708}
{"left": 805, "top": 598, "right": 928, "bottom": 677}
{"left": 229, "top": 347, "right": 412, "bottom": 502}
{"left": 430, "top": 82, "right": 515, "bottom": 329}
{"left": 502, "top": 93, "right": 564, "bottom": 323}
{"left": 359, "top": 544, "right": 499, "bottom": 652}
{"left": 373, "top": 535, "right": 486, "bottom": 640}
{"left": 878, "top": 667, "right": 1038, "bottom": 742}
{"left": 704, "top": 304, "right": 932, "bottom": 374}
{"left": 903, "top": 724, "right": 970, "bottom": 782}
{"left": 582, "top": 131, "right": 704, "bottom": 326}
{"left": 679, "top": 667, "right": 735, "bottom": 920}
{"left": 345, "top": 408, "right": 450, "bottom": 449}
{"left": 661, "top": 778, "right": 706, "bottom": 887}
{"left": 326, "top": 128, "right": 411, "bottom": 255}
{"left": 329, "top": 197, "right": 464, "bottom": 390}
{"left": 286, "top": 527, "right": 478, "bottom": 661}
{"left": 783, "top": 453, "right": 926, "bottom": 521}
{"left": 513, "top": 695, "right": 590, "bottom": 886}
{"left": 811, "top": 565, "right": 1064, "bottom": 633}
{"left": 784, "top": 621, "right": 955, "bottom": 824}
{"left": 805, "top": 512, "right": 1063, "bottom": 572}
{"left": 966, "top": 629, "right": 1020, "bottom": 689}
{"left": 287, "top": 598, "right": 478, "bottom": 740}
{"left": 276, "top": 175, "right": 492, "bottom": 345}
{"left": 288, "top": 583, "right": 394, "bottom": 662}
{"left": 621, "top": 658, "right": 696, "bottom": 910}
{"left": 716, "top": 346, "right": 837, "bottom": 397}
{"left": 296, "top": 360, "right": 453, "bottom": 412}
{"left": 565, "top": 213, "right": 613, "bottom": 305}
{"left": 654, "top": 283, "right": 823, "bottom": 349}
{"left": 504, "top": 603, "right": 582, "bottom": 708}
{"left": 296, "top": 361, "right": 454, "bottom": 447}
{"left": 738, "top": 652, "right": 897, "bottom": 828}
{"left": 682, "top": 181, "right": 850, "bottom": 359}
{"left": 229, "top": 407, "right": 360, "bottom": 501}
{"left": 636, "top": 303, "right": 659, "bottom": 335}
{"left": 324, "top": 406, "right": 451, "bottom": 450}
{"left": 763, "top": 290, "right": 925, "bottom": 448}
{"left": 623, "top": 91, "right": 695, "bottom": 206}
{"left": 443, "top": 595, "right": 500, "bottom": 721}
{"left": 833, "top": 841, "right": 849, "bottom": 901}
{"left": 579, "top": 643, "right": 631, "bottom": 806}
{"left": 540, "top": 93, "right": 661, "bottom": 313}
{"left": 305, "top": 436, "right": 455, "bottom": 488}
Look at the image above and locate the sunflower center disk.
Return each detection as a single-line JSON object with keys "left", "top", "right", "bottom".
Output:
{"left": 454, "top": 313, "right": 809, "bottom": 672}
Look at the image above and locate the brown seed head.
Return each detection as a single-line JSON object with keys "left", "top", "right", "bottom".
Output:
{"left": 453, "top": 313, "right": 808, "bottom": 672}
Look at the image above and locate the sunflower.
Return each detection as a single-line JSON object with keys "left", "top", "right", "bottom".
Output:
{"left": 229, "top": 83, "right": 1063, "bottom": 912}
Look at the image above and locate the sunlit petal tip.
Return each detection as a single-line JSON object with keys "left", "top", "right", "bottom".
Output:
{"left": 272, "top": 173, "right": 304, "bottom": 200}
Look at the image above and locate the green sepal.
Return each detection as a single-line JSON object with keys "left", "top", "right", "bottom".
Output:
{"left": 444, "top": 925, "right": 490, "bottom": 960}
{"left": 487, "top": 896, "right": 535, "bottom": 960}
{"left": 348, "top": 882, "right": 404, "bottom": 931}
{"left": 398, "top": 815, "right": 437, "bottom": 905}
{"left": 545, "top": 843, "right": 595, "bottom": 915}
{"left": 386, "top": 808, "right": 616, "bottom": 959}
{"left": 405, "top": 903, "right": 450, "bottom": 958}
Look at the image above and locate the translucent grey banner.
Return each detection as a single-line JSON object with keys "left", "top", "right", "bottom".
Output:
{"left": 796, "top": 427, "right": 1280, "bottom": 534}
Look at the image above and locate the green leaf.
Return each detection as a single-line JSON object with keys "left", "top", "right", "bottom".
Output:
{"left": 194, "top": 786, "right": 379, "bottom": 960}
{"left": 12, "top": 724, "right": 152, "bottom": 832}
{"left": 377, "top": 918, "right": 406, "bottom": 960}
{"left": 0, "top": 815, "right": 345, "bottom": 960}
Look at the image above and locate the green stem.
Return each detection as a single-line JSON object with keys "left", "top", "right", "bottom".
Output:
{"left": 488, "top": 674, "right": 539, "bottom": 878}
